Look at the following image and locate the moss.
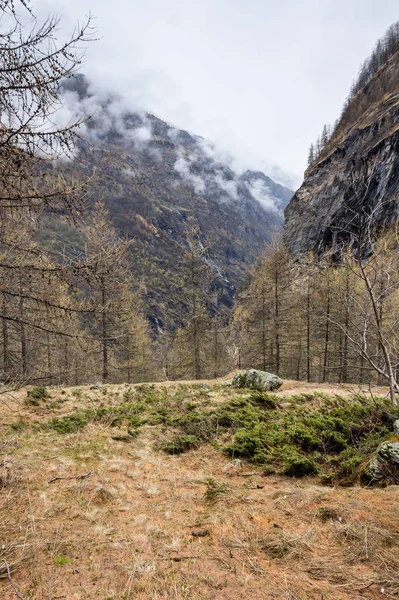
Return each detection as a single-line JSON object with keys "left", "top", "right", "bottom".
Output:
{"left": 53, "top": 554, "right": 69, "bottom": 566}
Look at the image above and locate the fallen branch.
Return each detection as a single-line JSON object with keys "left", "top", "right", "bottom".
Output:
{"left": 2, "top": 560, "right": 26, "bottom": 600}
{"left": 47, "top": 471, "right": 94, "bottom": 484}
{"left": 158, "top": 555, "right": 200, "bottom": 562}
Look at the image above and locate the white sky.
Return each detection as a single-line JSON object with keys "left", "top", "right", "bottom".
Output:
{"left": 35, "top": 0, "right": 399, "bottom": 187}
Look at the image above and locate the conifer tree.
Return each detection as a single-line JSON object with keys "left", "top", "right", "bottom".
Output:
{"left": 307, "top": 144, "right": 315, "bottom": 166}
{"left": 170, "top": 219, "right": 215, "bottom": 380}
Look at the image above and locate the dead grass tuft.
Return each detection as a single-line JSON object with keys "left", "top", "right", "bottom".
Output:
{"left": 259, "top": 527, "right": 314, "bottom": 560}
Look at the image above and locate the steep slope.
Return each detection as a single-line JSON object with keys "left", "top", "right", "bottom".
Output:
{"left": 56, "top": 75, "right": 293, "bottom": 326}
{"left": 284, "top": 50, "right": 399, "bottom": 257}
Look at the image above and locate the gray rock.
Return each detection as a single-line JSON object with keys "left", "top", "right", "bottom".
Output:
{"left": 284, "top": 56, "right": 399, "bottom": 260}
{"left": 232, "top": 369, "right": 283, "bottom": 392}
{"left": 393, "top": 419, "right": 399, "bottom": 436}
{"left": 365, "top": 441, "right": 399, "bottom": 481}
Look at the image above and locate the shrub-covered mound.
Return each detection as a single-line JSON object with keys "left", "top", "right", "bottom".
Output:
{"left": 19, "top": 384, "right": 399, "bottom": 485}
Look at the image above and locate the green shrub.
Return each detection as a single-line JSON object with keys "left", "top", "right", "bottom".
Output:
{"left": 34, "top": 384, "right": 396, "bottom": 485}
{"left": 249, "top": 391, "right": 278, "bottom": 409}
{"left": 25, "top": 386, "right": 50, "bottom": 404}
{"left": 225, "top": 422, "right": 274, "bottom": 463}
{"left": 282, "top": 447, "right": 318, "bottom": 476}
{"left": 47, "top": 413, "right": 88, "bottom": 434}
{"left": 162, "top": 434, "right": 199, "bottom": 454}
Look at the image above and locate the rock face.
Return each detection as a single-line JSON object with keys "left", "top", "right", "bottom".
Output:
{"left": 365, "top": 440, "right": 399, "bottom": 481}
{"left": 284, "top": 52, "right": 399, "bottom": 258}
{"left": 232, "top": 369, "right": 283, "bottom": 392}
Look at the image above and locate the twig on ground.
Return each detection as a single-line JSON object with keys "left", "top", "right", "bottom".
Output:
{"left": 47, "top": 471, "right": 95, "bottom": 484}
{"left": 2, "top": 560, "right": 26, "bottom": 600}
{"left": 158, "top": 555, "right": 200, "bottom": 562}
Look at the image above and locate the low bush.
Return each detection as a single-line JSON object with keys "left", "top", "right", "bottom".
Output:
{"left": 162, "top": 434, "right": 199, "bottom": 454}
{"left": 33, "top": 384, "right": 397, "bottom": 485}
{"left": 25, "top": 386, "right": 51, "bottom": 405}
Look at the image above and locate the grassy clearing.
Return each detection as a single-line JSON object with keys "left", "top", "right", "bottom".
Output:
{"left": 1, "top": 381, "right": 399, "bottom": 599}
{"left": 12, "top": 384, "right": 398, "bottom": 485}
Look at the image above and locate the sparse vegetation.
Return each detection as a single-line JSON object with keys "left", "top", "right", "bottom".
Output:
{"left": 203, "top": 477, "right": 227, "bottom": 503}
{"left": 10, "top": 383, "right": 398, "bottom": 485}
{"left": 2, "top": 380, "right": 399, "bottom": 599}
{"left": 53, "top": 554, "right": 69, "bottom": 566}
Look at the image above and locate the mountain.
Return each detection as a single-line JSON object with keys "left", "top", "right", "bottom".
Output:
{"left": 55, "top": 75, "right": 293, "bottom": 327}
{"left": 284, "top": 26, "right": 399, "bottom": 258}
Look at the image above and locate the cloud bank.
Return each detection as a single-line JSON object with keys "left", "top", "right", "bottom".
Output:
{"left": 59, "top": 74, "right": 291, "bottom": 213}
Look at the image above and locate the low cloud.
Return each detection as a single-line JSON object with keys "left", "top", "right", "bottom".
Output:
{"left": 245, "top": 179, "right": 281, "bottom": 213}
{"left": 58, "top": 75, "right": 289, "bottom": 213}
{"left": 174, "top": 152, "right": 206, "bottom": 195}
{"left": 213, "top": 173, "right": 239, "bottom": 200}
{"left": 59, "top": 77, "right": 155, "bottom": 152}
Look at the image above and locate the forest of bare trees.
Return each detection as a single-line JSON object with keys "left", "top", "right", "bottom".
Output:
{"left": 0, "top": 1, "right": 154, "bottom": 387}
{"left": 2, "top": 1, "right": 399, "bottom": 410}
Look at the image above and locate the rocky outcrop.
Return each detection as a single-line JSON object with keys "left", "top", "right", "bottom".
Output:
{"left": 232, "top": 369, "right": 283, "bottom": 391}
{"left": 284, "top": 53, "right": 399, "bottom": 258}
{"left": 365, "top": 440, "right": 399, "bottom": 482}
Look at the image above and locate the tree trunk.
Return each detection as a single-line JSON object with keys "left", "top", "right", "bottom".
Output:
{"left": 64, "top": 338, "right": 69, "bottom": 385}
{"left": 262, "top": 285, "right": 267, "bottom": 371}
{"left": 306, "top": 280, "right": 311, "bottom": 382}
{"left": 2, "top": 295, "right": 10, "bottom": 380}
{"left": 322, "top": 287, "right": 330, "bottom": 383}
{"left": 213, "top": 327, "right": 219, "bottom": 379}
{"left": 126, "top": 330, "right": 131, "bottom": 384}
{"left": 274, "top": 268, "right": 280, "bottom": 375}
{"left": 193, "top": 320, "right": 201, "bottom": 380}
{"left": 101, "top": 281, "right": 108, "bottom": 383}
{"left": 20, "top": 295, "right": 27, "bottom": 379}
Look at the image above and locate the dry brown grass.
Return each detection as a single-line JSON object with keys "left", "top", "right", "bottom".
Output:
{"left": 0, "top": 382, "right": 398, "bottom": 599}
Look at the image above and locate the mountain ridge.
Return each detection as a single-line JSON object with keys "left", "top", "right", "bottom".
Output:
{"left": 54, "top": 75, "right": 293, "bottom": 328}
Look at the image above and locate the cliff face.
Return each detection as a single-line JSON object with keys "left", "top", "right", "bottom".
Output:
{"left": 284, "top": 53, "right": 399, "bottom": 257}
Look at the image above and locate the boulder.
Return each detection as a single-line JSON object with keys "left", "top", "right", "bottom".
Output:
{"left": 232, "top": 369, "right": 283, "bottom": 392}
{"left": 365, "top": 441, "right": 399, "bottom": 481}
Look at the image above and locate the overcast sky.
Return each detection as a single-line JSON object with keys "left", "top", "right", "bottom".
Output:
{"left": 35, "top": 0, "right": 398, "bottom": 188}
